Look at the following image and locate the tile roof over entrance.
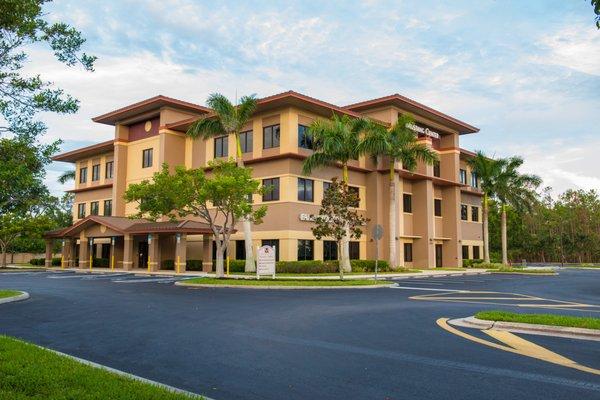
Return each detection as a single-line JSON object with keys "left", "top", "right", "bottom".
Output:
{"left": 45, "top": 216, "right": 218, "bottom": 238}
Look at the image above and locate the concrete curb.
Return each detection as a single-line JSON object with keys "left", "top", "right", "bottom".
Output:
{"left": 489, "top": 271, "right": 557, "bottom": 276}
{"left": 448, "top": 316, "right": 600, "bottom": 342}
{"left": 0, "top": 291, "right": 30, "bottom": 305}
{"left": 28, "top": 344, "right": 208, "bottom": 399}
{"left": 175, "top": 281, "right": 394, "bottom": 290}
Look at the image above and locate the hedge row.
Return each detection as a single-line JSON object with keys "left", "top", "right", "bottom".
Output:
{"left": 462, "top": 259, "right": 484, "bottom": 268}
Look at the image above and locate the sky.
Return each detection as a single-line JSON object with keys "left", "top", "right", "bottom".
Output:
{"left": 29, "top": 0, "right": 600, "bottom": 196}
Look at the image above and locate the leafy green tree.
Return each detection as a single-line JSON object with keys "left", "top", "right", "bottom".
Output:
{"left": 302, "top": 114, "right": 369, "bottom": 271}
{"left": 467, "top": 151, "right": 503, "bottom": 263}
{"left": 359, "top": 114, "right": 438, "bottom": 268}
{"left": 311, "top": 178, "right": 368, "bottom": 279}
{"left": 1, "top": 0, "right": 96, "bottom": 137}
{"left": 187, "top": 93, "right": 258, "bottom": 272}
{"left": 495, "top": 156, "right": 541, "bottom": 264}
{"left": 124, "top": 160, "right": 266, "bottom": 277}
{"left": 593, "top": 0, "right": 600, "bottom": 28}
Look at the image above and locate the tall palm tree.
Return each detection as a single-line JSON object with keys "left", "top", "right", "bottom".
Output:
{"left": 495, "top": 156, "right": 541, "bottom": 264}
{"left": 187, "top": 93, "right": 258, "bottom": 272}
{"left": 58, "top": 170, "right": 75, "bottom": 184}
{"left": 359, "top": 114, "right": 438, "bottom": 268}
{"left": 467, "top": 151, "right": 502, "bottom": 263}
{"left": 302, "top": 114, "right": 369, "bottom": 271}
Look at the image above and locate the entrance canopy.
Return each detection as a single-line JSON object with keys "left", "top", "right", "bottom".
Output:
{"left": 44, "top": 215, "right": 215, "bottom": 239}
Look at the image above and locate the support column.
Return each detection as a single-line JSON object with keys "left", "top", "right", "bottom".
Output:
{"left": 442, "top": 186, "right": 462, "bottom": 268}
{"left": 202, "top": 234, "right": 213, "bottom": 272}
{"left": 69, "top": 240, "right": 77, "bottom": 267}
{"left": 44, "top": 239, "right": 53, "bottom": 268}
{"left": 148, "top": 233, "right": 160, "bottom": 272}
{"left": 61, "top": 239, "right": 72, "bottom": 268}
{"left": 79, "top": 237, "right": 89, "bottom": 269}
{"left": 413, "top": 180, "right": 435, "bottom": 268}
{"left": 123, "top": 234, "right": 134, "bottom": 270}
{"left": 175, "top": 233, "right": 187, "bottom": 273}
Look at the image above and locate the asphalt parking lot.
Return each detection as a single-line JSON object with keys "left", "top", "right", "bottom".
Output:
{"left": 1, "top": 269, "right": 599, "bottom": 400}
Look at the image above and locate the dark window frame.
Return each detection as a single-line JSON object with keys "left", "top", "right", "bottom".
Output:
{"left": 403, "top": 193, "right": 412, "bottom": 213}
{"left": 91, "top": 164, "right": 100, "bottom": 181}
{"left": 103, "top": 199, "right": 112, "bottom": 216}
{"left": 471, "top": 206, "right": 479, "bottom": 222}
{"left": 349, "top": 241, "right": 360, "bottom": 260}
{"left": 462, "top": 245, "right": 469, "bottom": 260}
{"left": 90, "top": 201, "right": 99, "bottom": 216}
{"left": 79, "top": 167, "right": 87, "bottom": 184}
{"left": 323, "top": 240, "right": 338, "bottom": 261}
{"left": 262, "top": 177, "right": 280, "bottom": 201}
{"left": 142, "top": 148, "right": 153, "bottom": 168}
{"left": 214, "top": 135, "right": 228, "bottom": 158}
{"left": 239, "top": 130, "right": 253, "bottom": 153}
{"left": 473, "top": 246, "right": 480, "bottom": 259}
{"left": 459, "top": 169, "right": 467, "bottom": 184}
{"left": 77, "top": 203, "right": 86, "bottom": 218}
{"left": 471, "top": 172, "right": 479, "bottom": 188}
{"left": 297, "top": 239, "right": 314, "bottom": 261}
{"left": 434, "top": 198, "right": 442, "bottom": 217}
{"left": 262, "top": 124, "right": 281, "bottom": 149}
{"left": 461, "top": 204, "right": 468, "bottom": 220}
{"left": 433, "top": 161, "right": 441, "bottom": 177}
{"left": 235, "top": 240, "right": 246, "bottom": 260}
{"left": 105, "top": 161, "right": 114, "bottom": 179}
{"left": 404, "top": 243, "right": 413, "bottom": 262}
{"left": 297, "top": 177, "right": 314, "bottom": 202}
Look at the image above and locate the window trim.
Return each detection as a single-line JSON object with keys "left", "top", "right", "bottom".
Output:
{"left": 105, "top": 161, "right": 114, "bottom": 180}
{"left": 297, "top": 239, "right": 314, "bottom": 261}
{"left": 239, "top": 130, "right": 253, "bottom": 153}
{"left": 91, "top": 164, "right": 100, "bottom": 181}
{"left": 79, "top": 167, "right": 87, "bottom": 184}
{"left": 461, "top": 204, "right": 468, "bottom": 221}
{"left": 262, "top": 124, "right": 281, "bottom": 149}
{"left": 262, "top": 177, "right": 280, "bottom": 202}
{"left": 103, "top": 199, "right": 112, "bottom": 216}
{"left": 142, "top": 148, "right": 153, "bottom": 168}
{"left": 77, "top": 203, "right": 86, "bottom": 219}
{"left": 90, "top": 201, "right": 99, "bottom": 216}
{"left": 459, "top": 169, "right": 467, "bottom": 184}
{"left": 213, "top": 135, "right": 229, "bottom": 158}
{"left": 471, "top": 205, "right": 480, "bottom": 222}
{"left": 297, "top": 177, "right": 314, "bottom": 202}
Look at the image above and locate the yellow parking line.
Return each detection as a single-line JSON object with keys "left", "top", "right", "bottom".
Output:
{"left": 437, "top": 318, "right": 600, "bottom": 376}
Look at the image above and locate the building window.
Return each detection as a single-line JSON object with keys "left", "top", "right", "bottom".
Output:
{"left": 142, "top": 148, "right": 153, "bottom": 168}
{"left": 404, "top": 243, "right": 413, "bottom": 262}
{"left": 434, "top": 199, "right": 442, "bottom": 217}
{"left": 235, "top": 240, "right": 246, "bottom": 260}
{"left": 90, "top": 201, "right": 99, "bottom": 216}
{"left": 92, "top": 164, "right": 100, "bottom": 181}
{"left": 462, "top": 245, "right": 469, "bottom": 260}
{"left": 323, "top": 240, "right": 338, "bottom": 261}
{"left": 77, "top": 203, "right": 86, "bottom": 218}
{"left": 105, "top": 161, "right": 113, "bottom": 179}
{"left": 297, "top": 240, "right": 314, "bottom": 261}
{"left": 348, "top": 186, "right": 360, "bottom": 207}
{"left": 459, "top": 169, "right": 467, "bottom": 184}
{"left": 262, "top": 178, "right": 280, "bottom": 201}
{"left": 239, "top": 130, "right": 253, "bottom": 153}
{"left": 403, "top": 193, "right": 412, "bottom": 213}
{"left": 261, "top": 240, "right": 279, "bottom": 261}
{"left": 214, "top": 136, "right": 228, "bottom": 158}
{"left": 471, "top": 206, "right": 479, "bottom": 222}
{"left": 471, "top": 172, "right": 479, "bottom": 188}
{"left": 103, "top": 200, "right": 112, "bottom": 216}
{"left": 473, "top": 246, "right": 480, "bottom": 259}
{"left": 297, "top": 178, "right": 314, "bottom": 202}
{"left": 323, "top": 181, "right": 331, "bottom": 193}
{"left": 298, "top": 124, "right": 313, "bottom": 150}
{"left": 461, "top": 204, "right": 468, "bottom": 220}
{"left": 79, "top": 167, "right": 87, "bottom": 183}
{"left": 433, "top": 161, "right": 441, "bottom": 177}
{"left": 263, "top": 124, "right": 280, "bottom": 149}
{"left": 349, "top": 241, "right": 360, "bottom": 260}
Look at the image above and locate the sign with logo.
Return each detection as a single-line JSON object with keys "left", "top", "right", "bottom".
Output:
{"left": 299, "top": 213, "right": 316, "bottom": 222}
{"left": 407, "top": 123, "right": 440, "bottom": 139}
{"left": 256, "top": 245, "right": 276, "bottom": 279}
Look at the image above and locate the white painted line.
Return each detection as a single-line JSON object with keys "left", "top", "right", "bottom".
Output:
{"left": 391, "top": 285, "right": 470, "bottom": 293}
{"left": 112, "top": 278, "right": 177, "bottom": 283}
{"left": 81, "top": 273, "right": 131, "bottom": 280}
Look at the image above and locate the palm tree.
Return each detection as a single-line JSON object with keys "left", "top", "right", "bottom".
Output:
{"left": 302, "top": 114, "right": 369, "bottom": 271}
{"left": 187, "top": 93, "right": 258, "bottom": 272}
{"left": 495, "top": 156, "right": 541, "bottom": 264}
{"left": 467, "top": 151, "right": 502, "bottom": 263}
{"left": 58, "top": 170, "right": 75, "bottom": 184}
{"left": 359, "top": 114, "right": 438, "bottom": 268}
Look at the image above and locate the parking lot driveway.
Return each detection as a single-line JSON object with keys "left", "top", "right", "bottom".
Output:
{"left": 0, "top": 270, "right": 599, "bottom": 400}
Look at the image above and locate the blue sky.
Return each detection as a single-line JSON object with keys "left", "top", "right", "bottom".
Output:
{"left": 33, "top": 0, "right": 599, "bottom": 195}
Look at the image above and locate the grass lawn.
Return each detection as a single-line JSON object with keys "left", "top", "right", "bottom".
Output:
{"left": 475, "top": 311, "right": 600, "bottom": 330}
{"left": 0, "top": 290, "right": 21, "bottom": 299}
{"left": 0, "top": 336, "right": 200, "bottom": 399}
{"left": 182, "top": 277, "right": 391, "bottom": 286}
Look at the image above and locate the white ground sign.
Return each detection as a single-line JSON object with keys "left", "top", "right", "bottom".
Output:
{"left": 256, "top": 245, "right": 276, "bottom": 279}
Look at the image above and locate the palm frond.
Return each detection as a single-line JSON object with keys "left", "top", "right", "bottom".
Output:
{"left": 302, "top": 151, "right": 336, "bottom": 176}
{"left": 236, "top": 94, "right": 258, "bottom": 124}
{"left": 58, "top": 170, "right": 76, "bottom": 184}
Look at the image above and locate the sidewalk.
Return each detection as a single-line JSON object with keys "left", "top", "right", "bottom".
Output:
{"left": 42, "top": 266, "right": 489, "bottom": 280}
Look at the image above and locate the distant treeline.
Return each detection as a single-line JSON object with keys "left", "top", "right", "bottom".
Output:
{"left": 488, "top": 189, "right": 600, "bottom": 263}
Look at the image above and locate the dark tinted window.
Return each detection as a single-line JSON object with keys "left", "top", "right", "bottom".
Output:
{"left": 103, "top": 200, "right": 112, "bottom": 216}
{"left": 403, "top": 193, "right": 412, "bottom": 213}
{"left": 297, "top": 240, "right": 314, "bottom": 261}
{"left": 349, "top": 241, "right": 360, "bottom": 260}
{"left": 473, "top": 246, "right": 480, "bottom": 259}
{"left": 105, "top": 161, "right": 114, "bottom": 179}
{"left": 77, "top": 203, "right": 86, "bottom": 218}
{"left": 261, "top": 240, "right": 279, "bottom": 261}
{"left": 236, "top": 240, "right": 246, "bottom": 260}
{"left": 461, "top": 204, "right": 468, "bottom": 220}
{"left": 298, "top": 125, "right": 313, "bottom": 149}
{"left": 462, "top": 245, "right": 469, "bottom": 259}
{"left": 90, "top": 201, "right": 99, "bottom": 216}
{"left": 459, "top": 169, "right": 467, "bottom": 184}
{"left": 239, "top": 130, "right": 253, "bottom": 153}
{"left": 214, "top": 136, "right": 228, "bottom": 158}
{"left": 298, "top": 178, "right": 314, "bottom": 202}
{"left": 434, "top": 199, "right": 442, "bottom": 217}
{"left": 404, "top": 243, "right": 413, "bottom": 262}
{"left": 142, "top": 148, "right": 153, "bottom": 168}
{"left": 92, "top": 164, "right": 100, "bottom": 181}
{"left": 323, "top": 240, "right": 338, "bottom": 261}
{"left": 262, "top": 178, "right": 280, "bottom": 201}
{"left": 471, "top": 206, "right": 479, "bottom": 222}
{"left": 263, "top": 124, "right": 280, "bottom": 149}
{"left": 79, "top": 167, "right": 87, "bottom": 183}
{"left": 433, "top": 161, "right": 440, "bottom": 177}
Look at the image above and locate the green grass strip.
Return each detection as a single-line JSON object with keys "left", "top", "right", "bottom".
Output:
{"left": 0, "top": 290, "right": 21, "bottom": 299}
{"left": 475, "top": 311, "right": 600, "bottom": 330}
{"left": 489, "top": 267, "right": 555, "bottom": 274}
{"left": 182, "top": 278, "right": 390, "bottom": 286}
{"left": 0, "top": 336, "right": 201, "bottom": 399}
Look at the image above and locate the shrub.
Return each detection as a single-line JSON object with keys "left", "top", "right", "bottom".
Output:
{"left": 186, "top": 259, "right": 203, "bottom": 271}
{"left": 462, "top": 259, "right": 484, "bottom": 268}
{"left": 29, "top": 258, "right": 44, "bottom": 266}
{"left": 161, "top": 259, "right": 175, "bottom": 270}
{"left": 92, "top": 258, "right": 109, "bottom": 268}
{"left": 51, "top": 257, "right": 62, "bottom": 266}
{"left": 227, "top": 260, "right": 245, "bottom": 272}
{"left": 275, "top": 260, "right": 337, "bottom": 274}
{"left": 478, "top": 262, "right": 509, "bottom": 269}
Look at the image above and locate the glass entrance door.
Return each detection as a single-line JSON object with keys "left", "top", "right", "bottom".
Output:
{"left": 138, "top": 241, "right": 148, "bottom": 269}
{"left": 435, "top": 244, "right": 443, "bottom": 268}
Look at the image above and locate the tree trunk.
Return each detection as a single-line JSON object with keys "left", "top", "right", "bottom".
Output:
{"left": 501, "top": 204, "right": 508, "bottom": 265}
{"left": 215, "top": 245, "right": 225, "bottom": 278}
{"left": 340, "top": 164, "right": 351, "bottom": 272}
{"left": 337, "top": 239, "right": 344, "bottom": 280}
{"left": 235, "top": 134, "right": 255, "bottom": 272}
{"left": 0, "top": 249, "right": 6, "bottom": 268}
{"left": 388, "top": 164, "right": 397, "bottom": 268}
{"left": 483, "top": 193, "right": 490, "bottom": 263}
